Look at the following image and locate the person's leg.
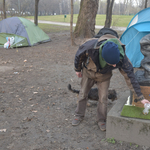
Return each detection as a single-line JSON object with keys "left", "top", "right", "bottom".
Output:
{"left": 96, "top": 79, "right": 110, "bottom": 131}
{"left": 72, "top": 73, "right": 95, "bottom": 126}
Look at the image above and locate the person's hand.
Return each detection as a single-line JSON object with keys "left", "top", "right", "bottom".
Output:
{"left": 76, "top": 72, "right": 82, "bottom": 78}
{"left": 141, "top": 99, "right": 150, "bottom": 105}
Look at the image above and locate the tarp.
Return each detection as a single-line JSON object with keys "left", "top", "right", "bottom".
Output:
{"left": 0, "top": 17, "right": 50, "bottom": 48}
{"left": 120, "top": 7, "right": 150, "bottom": 67}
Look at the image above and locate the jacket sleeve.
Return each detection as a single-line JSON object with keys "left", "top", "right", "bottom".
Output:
{"left": 119, "top": 54, "right": 144, "bottom": 101}
{"left": 74, "top": 47, "right": 87, "bottom": 72}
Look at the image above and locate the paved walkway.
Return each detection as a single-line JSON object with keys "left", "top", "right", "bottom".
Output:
{"left": 30, "top": 20, "right": 127, "bottom": 31}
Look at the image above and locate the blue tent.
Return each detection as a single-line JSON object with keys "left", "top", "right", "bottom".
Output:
{"left": 120, "top": 7, "right": 150, "bottom": 67}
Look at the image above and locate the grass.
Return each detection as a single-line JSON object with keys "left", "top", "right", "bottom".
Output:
{"left": 1, "top": 14, "right": 130, "bottom": 34}
{"left": 38, "top": 23, "right": 71, "bottom": 33}
{"left": 38, "top": 23, "right": 124, "bottom": 36}
{"left": 38, "top": 23, "right": 103, "bottom": 35}
{"left": 121, "top": 105, "right": 150, "bottom": 120}
{"left": 25, "top": 14, "right": 134, "bottom": 27}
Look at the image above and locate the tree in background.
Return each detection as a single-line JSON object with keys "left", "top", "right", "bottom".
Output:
{"left": 74, "top": 0, "right": 80, "bottom": 14}
{"left": 5, "top": 0, "right": 150, "bottom": 17}
{"left": 39, "top": 0, "right": 59, "bottom": 15}
{"left": 98, "top": 0, "right": 107, "bottom": 14}
{"left": 145, "top": 0, "right": 148, "bottom": 8}
{"left": 34, "top": 0, "right": 39, "bottom": 25}
{"left": 38, "top": 0, "right": 72, "bottom": 16}
{"left": 104, "top": 0, "right": 114, "bottom": 28}
{"left": 70, "top": 0, "right": 75, "bottom": 45}
{"left": 0, "top": 0, "right": 6, "bottom": 19}
{"left": 74, "top": 0, "right": 99, "bottom": 38}
{"left": 7, "top": 0, "right": 34, "bottom": 16}
{"left": 3, "top": 0, "right": 6, "bottom": 19}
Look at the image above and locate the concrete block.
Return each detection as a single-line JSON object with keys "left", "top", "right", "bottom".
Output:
{"left": 106, "top": 91, "right": 150, "bottom": 147}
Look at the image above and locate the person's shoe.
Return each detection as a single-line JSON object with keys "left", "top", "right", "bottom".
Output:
{"left": 72, "top": 116, "right": 83, "bottom": 126}
{"left": 98, "top": 122, "right": 106, "bottom": 131}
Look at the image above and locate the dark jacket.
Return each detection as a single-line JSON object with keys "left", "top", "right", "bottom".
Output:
{"left": 74, "top": 30, "right": 144, "bottom": 101}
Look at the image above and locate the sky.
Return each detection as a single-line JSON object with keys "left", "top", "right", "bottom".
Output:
{"left": 115, "top": 0, "right": 124, "bottom": 4}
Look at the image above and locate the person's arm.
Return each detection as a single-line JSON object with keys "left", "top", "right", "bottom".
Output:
{"left": 119, "top": 55, "right": 150, "bottom": 104}
{"left": 76, "top": 72, "right": 82, "bottom": 78}
{"left": 74, "top": 49, "right": 86, "bottom": 73}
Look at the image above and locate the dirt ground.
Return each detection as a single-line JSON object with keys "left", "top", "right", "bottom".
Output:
{"left": 0, "top": 31, "right": 149, "bottom": 150}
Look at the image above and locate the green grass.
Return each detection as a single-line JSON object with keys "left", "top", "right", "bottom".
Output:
{"left": 121, "top": 105, "right": 150, "bottom": 120}
{"left": 2, "top": 14, "right": 131, "bottom": 34}
{"left": 25, "top": 14, "right": 77, "bottom": 24}
{"left": 25, "top": 14, "right": 134, "bottom": 27}
{"left": 38, "top": 23, "right": 71, "bottom": 33}
{"left": 111, "top": 15, "right": 133, "bottom": 27}
{"left": 38, "top": 23, "right": 104, "bottom": 34}
{"left": 95, "top": 14, "right": 133, "bottom": 27}
{"left": 38, "top": 23, "right": 103, "bottom": 35}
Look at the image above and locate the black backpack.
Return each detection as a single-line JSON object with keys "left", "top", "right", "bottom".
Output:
{"left": 94, "top": 27, "right": 119, "bottom": 38}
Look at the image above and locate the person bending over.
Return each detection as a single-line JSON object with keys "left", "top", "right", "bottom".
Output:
{"left": 72, "top": 28, "right": 150, "bottom": 131}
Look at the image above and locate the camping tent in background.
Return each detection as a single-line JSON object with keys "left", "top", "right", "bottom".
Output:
{"left": 120, "top": 7, "right": 150, "bottom": 67}
{"left": 0, "top": 17, "right": 50, "bottom": 48}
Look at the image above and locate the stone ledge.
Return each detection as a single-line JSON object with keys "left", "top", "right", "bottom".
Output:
{"left": 106, "top": 91, "right": 150, "bottom": 147}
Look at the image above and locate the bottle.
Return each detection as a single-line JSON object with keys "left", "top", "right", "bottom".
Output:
{"left": 143, "top": 103, "right": 150, "bottom": 115}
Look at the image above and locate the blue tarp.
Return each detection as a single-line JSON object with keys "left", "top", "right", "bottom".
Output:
{"left": 120, "top": 7, "right": 150, "bottom": 67}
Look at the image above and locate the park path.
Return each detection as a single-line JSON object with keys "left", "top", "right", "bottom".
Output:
{"left": 30, "top": 19, "right": 127, "bottom": 31}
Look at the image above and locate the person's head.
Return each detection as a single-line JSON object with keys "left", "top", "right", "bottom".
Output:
{"left": 102, "top": 41, "right": 120, "bottom": 67}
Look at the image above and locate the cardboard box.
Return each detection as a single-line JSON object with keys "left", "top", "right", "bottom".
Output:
{"left": 131, "top": 86, "right": 150, "bottom": 108}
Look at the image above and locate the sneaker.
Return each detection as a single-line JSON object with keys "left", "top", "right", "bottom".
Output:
{"left": 98, "top": 122, "right": 106, "bottom": 131}
{"left": 72, "top": 116, "right": 83, "bottom": 126}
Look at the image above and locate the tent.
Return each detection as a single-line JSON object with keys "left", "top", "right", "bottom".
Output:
{"left": 0, "top": 17, "right": 50, "bottom": 48}
{"left": 120, "top": 7, "right": 150, "bottom": 67}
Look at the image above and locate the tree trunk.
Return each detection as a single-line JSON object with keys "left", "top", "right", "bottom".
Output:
{"left": 3, "top": 0, "right": 6, "bottom": 19}
{"left": 34, "top": 0, "right": 39, "bottom": 26}
{"left": 104, "top": 0, "right": 114, "bottom": 28}
{"left": 18, "top": 0, "right": 21, "bottom": 16}
{"left": 70, "top": 0, "right": 75, "bottom": 46}
{"left": 98, "top": 0, "right": 101, "bottom": 14}
{"left": 74, "top": 0, "right": 99, "bottom": 38}
{"left": 145, "top": 0, "right": 148, "bottom": 8}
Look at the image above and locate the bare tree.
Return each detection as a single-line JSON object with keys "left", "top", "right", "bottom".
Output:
{"left": 3, "top": 0, "right": 6, "bottom": 19}
{"left": 34, "top": 0, "right": 39, "bottom": 25}
{"left": 7, "top": 0, "right": 34, "bottom": 16}
{"left": 5, "top": 0, "right": 149, "bottom": 19}
{"left": 73, "top": 0, "right": 80, "bottom": 14}
{"left": 145, "top": 0, "right": 148, "bottom": 8}
{"left": 70, "top": 0, "right": 75, "bottom": 45}
{"left": 104, "top": 0, "right": 114, "bottom": 28}
{"left": 74, "top": 0, "right": 99, "bottom": 38}
{"left": 39, "top": 0, "right": 60, "bottom": 15}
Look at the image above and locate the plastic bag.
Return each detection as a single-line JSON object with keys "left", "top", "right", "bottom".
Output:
{"left": 4, "top": 37, "right": 15, "bottom": 49}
